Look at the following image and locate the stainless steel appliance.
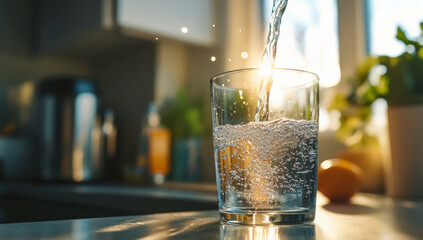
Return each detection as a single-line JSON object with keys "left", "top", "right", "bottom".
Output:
{"left": 37, "top": 77, "right": 113, "bottom": 182}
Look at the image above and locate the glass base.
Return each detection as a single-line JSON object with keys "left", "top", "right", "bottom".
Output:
{"left": 220, "top": 210, "right": 315, "bottom": 225}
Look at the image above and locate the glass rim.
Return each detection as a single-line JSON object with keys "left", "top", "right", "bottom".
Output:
{"left": 210, "top": 68, "right": 319, "bottom": 88}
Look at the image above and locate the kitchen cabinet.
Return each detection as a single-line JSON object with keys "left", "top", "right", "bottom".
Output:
{"left": 0, "top": 0, "right": 34, "bottom": 55}
{"left": 117, "top": 0, "right": 215, "bottom": 46}
{"left": 35, "top": 0, "right": 215, "bottom": 61}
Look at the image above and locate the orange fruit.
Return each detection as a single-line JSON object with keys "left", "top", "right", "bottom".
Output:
{"left": 317, "top": 159, "right": 363, "bottom": 202}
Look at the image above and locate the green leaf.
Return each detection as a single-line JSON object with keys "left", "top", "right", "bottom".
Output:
{"left": 396, "top": 26, "right": 420, "bottom": 52}
{"left": 160, "top": 91, "right": 205, "bottom": 138}
{"left": 328, "top": 94, "right": 350, "bottom": 111}
{"left": 396, "top": 27, "right": 409, "bottom": 44}
{"left": 376, "top": 75, "right": 389, "bottom": 95}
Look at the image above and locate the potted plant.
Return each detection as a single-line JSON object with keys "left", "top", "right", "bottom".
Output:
{"left": 330, "top": 22, "right": 423, "bottom": 197}
{"left": 161, "top": 92, "right": 205, "bottom": 182}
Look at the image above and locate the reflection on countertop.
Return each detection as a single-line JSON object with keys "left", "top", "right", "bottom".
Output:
{"left": 0, "top": 182, "right": 217, "bottom": 223}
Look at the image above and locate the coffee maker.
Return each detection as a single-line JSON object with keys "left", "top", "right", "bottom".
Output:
{"left": 37, "top": 76, "right": 115, "bottom": 182}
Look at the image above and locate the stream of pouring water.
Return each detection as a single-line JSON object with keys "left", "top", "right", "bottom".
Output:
{"left": 213, "top": 0, "right": 319, "bottom": 212}
{"left": 255, "top": 0, "right": 288, "bottom": 121}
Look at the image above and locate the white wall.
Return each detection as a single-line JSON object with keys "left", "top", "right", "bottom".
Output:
{"left": 118, "top": 0, "right": 215, "bottom": 46}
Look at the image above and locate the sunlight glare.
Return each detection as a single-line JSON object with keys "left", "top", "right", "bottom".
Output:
{"left": 259, "top": 64, "right": 273, "bottom": 78}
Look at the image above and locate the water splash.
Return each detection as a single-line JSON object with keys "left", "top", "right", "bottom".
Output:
{"left": 255, "top": 0, "right": 288, "bottom": 121}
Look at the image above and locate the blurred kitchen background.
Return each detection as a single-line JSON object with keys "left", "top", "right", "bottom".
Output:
{"left": 0, "top": 0, "right": 422, "bottom": 223}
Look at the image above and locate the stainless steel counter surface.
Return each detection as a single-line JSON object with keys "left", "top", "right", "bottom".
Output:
{"left": 0, "top": 182, "right": 218, "bottom": 223}
{"left": 3, "top": 182, "right": 217, "bottom": 203}
{"left": 0, "top": 193, "right": 422, "bottom": 240}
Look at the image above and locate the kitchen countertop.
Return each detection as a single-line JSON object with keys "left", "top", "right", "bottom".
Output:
{"left": 0, "top": 193, "right": 422, "bottom": 240}
{"left": 0, "top": 182, "right": 218, "bottom": 223}
{"left": 0, "top": 182, "right": 217, "bottom": 203}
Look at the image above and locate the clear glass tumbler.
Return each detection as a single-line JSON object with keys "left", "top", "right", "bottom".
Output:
{"left": 210, "top": 68, "right": 319, "bottom": 225}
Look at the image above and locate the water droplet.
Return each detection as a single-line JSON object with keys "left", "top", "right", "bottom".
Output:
{"left": 211, "top": 56, "right": 216, "bottom": 62}
{"left": 241, "top": 52, "right": 248, "bottom": 59}
{"left": 239, "top": 90, "right": 244, "bottom": 99}
{"left": 181, "top": 27, "right": 188, "bottom": 33}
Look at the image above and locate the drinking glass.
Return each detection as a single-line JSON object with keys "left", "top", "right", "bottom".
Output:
{"left": 210, "top": 68, "right": 319, "bottom": 225}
